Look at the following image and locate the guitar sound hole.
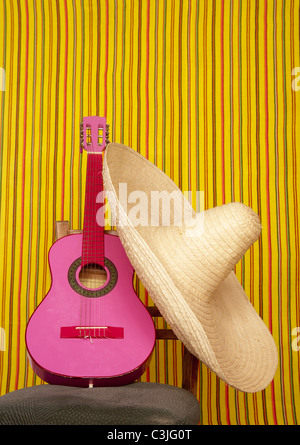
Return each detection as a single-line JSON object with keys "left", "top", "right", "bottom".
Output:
{"left": 78, "top": 263, "right": 108, "bottom": 290}
{"left": 68, "top": 257, "right": 117, "bottom": 298}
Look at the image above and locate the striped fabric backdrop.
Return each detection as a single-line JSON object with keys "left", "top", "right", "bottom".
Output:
{"left": 0, "top": 0, "right": 299, "bottom": 425}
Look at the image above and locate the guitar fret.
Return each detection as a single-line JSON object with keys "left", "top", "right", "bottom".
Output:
{"left": 82, "top": 239, "right": 104, "bottom": 244}
{"left": 81, "top": 233, "right": 103, "bottom": 238}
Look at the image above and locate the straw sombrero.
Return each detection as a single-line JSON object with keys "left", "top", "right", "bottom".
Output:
{"left": 103, "top": 143, "right": 278, "bottom": 393}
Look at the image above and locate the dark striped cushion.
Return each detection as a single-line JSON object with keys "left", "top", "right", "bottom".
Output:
{"left": 0, "top": 383, "right": 200, "bottom": 425}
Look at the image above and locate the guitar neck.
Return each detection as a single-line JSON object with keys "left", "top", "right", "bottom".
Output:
{"left": 81, "top": 153, "right": 105, "bottom": 268}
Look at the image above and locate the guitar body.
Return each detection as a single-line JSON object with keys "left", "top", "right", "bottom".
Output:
{"left": 26, "top": 232, "right": 156, "bottom": 387}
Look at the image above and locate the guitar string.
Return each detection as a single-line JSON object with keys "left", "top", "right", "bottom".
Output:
{"left": 94, "top": 132, "right": 98, "bottom": 340}
{"left": 80, "top": 126, "right": 85, "bottom": 340}
{"left": 89, "top": 133, "right": 94, "bottom": 340}
{"left": 99, "top": 127, "right": 106, "bottom": 339}
{"left": 87, "top": 133, "right": 92, "bottom": 340}
{"left": 83, "top": 135, "right": 89, "bottom": 340}
{"left": 79, "top": 124, "right": 83, "bottom": 339}
{"left": 98, "top": 134, "right": 102, "bottom": 339}
{"left": 94, "top": 132, "right": 99, "bottom": 340}
{"left": 91, "top": 132, "right": 94, "bottom": 339}
{"left": 90, "top": 130, "right": 95, "bottom": 340}
{"left": 98, "top": 127, "right": 106, "bottom": 340}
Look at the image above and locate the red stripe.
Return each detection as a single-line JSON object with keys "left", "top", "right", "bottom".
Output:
{"left": 225, "top": 385, "right": 231, "bottom": 425}
{"left": 145, "top": 0, "right": 150, "bottom": 159}
{"left": 188, "top": 0, "right": 191, "bottom": 188}
{"left": 220, "top": 0, "right": 225, "bottom": 204}
{"left": 104, "top": 0, "right": 109, "bottom": 117}
{"left": 207, "top": 372, "right": 212, "bottom": 424}
{"left": 238, "top": 0, "right": 242, "bottom": 204}
{"left": 61, "top": 0, "right": 68, "bottom": 219}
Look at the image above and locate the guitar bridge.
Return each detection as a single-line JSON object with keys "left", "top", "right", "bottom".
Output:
{"left": 60, "top": 326, "right": 124, "bottom": 339}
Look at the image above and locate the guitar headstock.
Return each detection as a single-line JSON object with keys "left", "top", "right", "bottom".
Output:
{"left": 80, "top": 116, "right": 110, "bottom": 153}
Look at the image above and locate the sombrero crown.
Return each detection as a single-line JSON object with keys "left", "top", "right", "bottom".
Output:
{"left": 103, "top": 143, "right": 278, "bottom": 392}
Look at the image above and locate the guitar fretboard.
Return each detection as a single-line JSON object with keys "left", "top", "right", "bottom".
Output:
{"left": 81, "top": 153, "right": 105, "bottom": 268}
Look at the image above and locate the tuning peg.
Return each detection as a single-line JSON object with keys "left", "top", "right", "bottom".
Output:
{"left": 80, "top": 122, "right": 84, "bottom": 152}
{"left": 106, "top": 124, "right": 110, "bottom": 144}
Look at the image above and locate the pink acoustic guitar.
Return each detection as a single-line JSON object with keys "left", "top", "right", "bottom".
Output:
{"left": 26, "top": 116, "right": 156, "bottom": 387}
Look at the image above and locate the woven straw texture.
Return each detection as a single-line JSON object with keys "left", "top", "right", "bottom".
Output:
{"left": 103, "top": 143, "right": 278, "bottom": 393}
{"left": 0, "top": 0, "right": 299, "bottom": 424}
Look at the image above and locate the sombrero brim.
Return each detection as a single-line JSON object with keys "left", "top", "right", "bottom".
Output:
{"left": 103, "top": 143, "right": 278, "bottom": 393}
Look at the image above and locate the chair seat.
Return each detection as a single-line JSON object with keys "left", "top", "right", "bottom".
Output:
{"left": 0, "top": 382, "right": 200, "bottom": 425}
